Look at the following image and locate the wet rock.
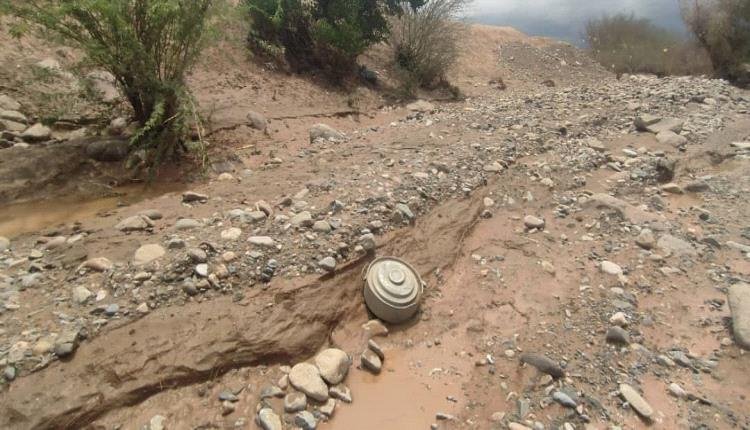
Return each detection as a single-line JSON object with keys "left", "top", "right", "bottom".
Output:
{"left": 524, "top": 215, "right": 545, "bottom": 229}
{"left": 606, "top": 326, "right": 630, "bottom": 345}
{"left": 182, "top": 191, "right": 208, "bottom": 203}
{"left": 175, "top": 218, "right": 203, "bottom": 230}
{"left": 309, "top": 123, "right": 344, "bottom": 143}
{"left": 134, "top": 244, "right": 166, "bottom": 266}
{"left": 519, "top": 353, "right": 565, "bottom": 378}
{"left": 315, "top": 348, "right": 351, "bottom": 385}
{"left": 728, "top": 283, "right": 750, "bottom": 349}
{"left": 116, "top": 215, "right": 152, "bottom": 232}
{"left": 619, "top": 383, "right": 654, "bottom": 420}
{"left": 258, "top": 408, "right": 282, "bottom": 430}
{"left": 552, "top": 391, "right": 577, "bottom": 408}
{"left": 318, "top": 256, "right": 336, "bottom": 272}
{"left": 295, "top": 411, "right": 317, "bottom": 430}
{"left": 284, "top": 392, "right": 307, "bottom": 412}
{"left": 329, "top": 385, "right": 352, "bottom": 403}
{"left": 289, "top": 363, "right": 329, "bottom": 401}
{"left": 361, "top": 349, "right": 382, "bottom": 374}
{"left": 21, "top": 123, "right": 51, "bottom": 142}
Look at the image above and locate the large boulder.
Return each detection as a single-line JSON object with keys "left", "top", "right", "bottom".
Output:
{"left": 21, "top": 123, "right": 52, "bottom": 143}
{"left": 86, "top": 138, "right": 130, "bottom": 162}
{"left": 314, "top": 349, "right": 351, "bottom": 385}
{"left": 289, "top": 363, "right": 329, "bottom": 402}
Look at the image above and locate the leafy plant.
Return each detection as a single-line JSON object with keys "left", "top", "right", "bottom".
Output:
{"left": 3, "top": 0, "right": 220, "bottom": 171}
{"left": 681, "top": 0, "right": 750, "bottom": 84}
{"left": 245, "top": 0, "right": 425, "bottom": 77}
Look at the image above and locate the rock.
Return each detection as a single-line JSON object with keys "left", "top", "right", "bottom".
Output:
{"left": 635, "top": 229, "right": 656, "bottom": 250}
{"left": 656, "top": 131, "right": 688, "bottom": 147}
{"left": 85, "top": 138, "right": 130, "bottom": 162}
{"left": 0, "top": 236, "right": 10, "bottom": 252}
{"left": 87, "top": 70, "right": 120, "bottom": 103}
{"left": 583, "top": 193, "right": 663, "bottom": 224}
{"left": 395, "top": 203, "right": 415, "bottom": 221}
{"left": 606, "top": 326, "right": 630, "bottom": 345}
{"left": 647, "top": 118, "right": 684, "bottom": 134}
{"left": 104, "top": 303, "right": 119, "bottom": 316}
{"left": 0, "top": 94, "right": 21, "bottom": 111}
{"left": 284, "top": 392, "right": 307, "bottom": 412}
{"left": 727, "top": 241, "right": 750, "bottom": 253}
{"left": 54, "top": 329, "right": 80, "bottom": 357}
{"left": 367, "top": 339, "right": 385, "bottom": 360}
{"left": 361, "top": 349, "right": 382, "bottom": 374}
{"left": 661, "top": 183, "right": 684, "bottom": 194}
{"left": 601, "top": 261, "right": 623, "bottom": 276}
{"left": 634, "top": 114, "right": 661, "bottom": 131}
{"left": 139, "top": 209, "right": 163, "bottom": 220}
{"left": 134, "top": 244, "right": 166, "bottom": 266}
{"left": 406, "top": 100, "right": 435, "bottom": 112}
{"left": 552, "top": 391, "right": 577, "bottom": 408}
{"left": 657, "top": 234, "right": 697, "bottom": 257}
{"left": 182, "top": 191, "right": 208, "bottom": 203}
{"left": 318, "top": 256, "right": 337, "bottom": 272}
{"left": 221, "top": 227, "right": 242, "bottom": 241}
{"left": 72, "top": 286, "right": 93, "bottom": 304}
{"left": 258, "top": 408, "right": 282, "bottom": 430}
{"left": 175, "top": 218, "right": 203, "bottom": 230}
{"left": 116, "top": 215, "right": 152, "bottom": 232}
{"left": 329, "top": 385, "right": 352, "bottom": 403}
{"left": 42, "top": 236, "right": 67, "bottom": 250}
{"left": 32, "top": 340, "right": 53, "bottom": 356}
{"left": 312, "top": 220, "right": 332, "bottom": 233}
{"left": 78, "top": 257, "right": 114, "bottom": 272}
{"left": 509, "top": 423, "right": 532, "bottom": 430}
{"left": 668, "top": 382, "right": 687, "bottom": 398}
{"left": 484, "top": 162, "right": 504, "bottom": 173}
{"left": 319, "top": 398, "right": 336, "bottom": 417}
{"left": 315, "top": 348, "right": 351, "bottom": 385}
{"left": 247, "top": 111, "right": 268, "bottom": 132}
{"left": 289, "top": 363, "right": 329, "bottom": 402}
{"left": 685, "top": 180, "right": 709, "bottom": 192}
{"left": 108, "top": 117, "right": 128, "bottom": 135}
{"left": 519, "top": 353, "right": 565, "bottom": 378}
{"left": 4, "top": 366, "right": 16, "bottom": 382}
{"left": 21, "top": 123, "right": 52, "bottom": 142}
{"left": 136, "top": 303, "right": 150, "bottom": 314}
{"left": 295, "top": 411, "right": 317, "bottom": 430}
{"left": 188, "top": 248, "right": 208, "bottom": 263}
{"left": 195, "top": 264, "right": 209, "bottom": 277}
{"left": 619, "top": 384, "right": 654, "bottom": 420}
{"left": 217, "top": 172, "right": 234, "bottom": 181}
{"left": 362, "top": 319, "right": 389, "bottom": 337}
{"left": 0, "top": 110, "right": 27, "bottom": 123}
{"left": 148, "top": 415, "right": 166, "bottom": 430}
{"left": 523, "top": 215, "right": 545, "bottom": 229}
{"left": 291, "top": 211, "right": 314, "bottom": 228}
{"left": 309, "top": 123, "right": 344, "bottom": 143}
{"left": 728, "top": 283, "right": 750, "bottom": 350}
{"left": 248, "top": 236, "right": 276, "bottom": 248}
{"left": 610, "top": 312, "right": 628, "bottom": 327}
{"left": 358, "top": 233, "right": 376, "bottom": 251}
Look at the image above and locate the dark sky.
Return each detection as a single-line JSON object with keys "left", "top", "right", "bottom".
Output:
{"left": 469, "top": 0, "right": 686, "bottom": 46}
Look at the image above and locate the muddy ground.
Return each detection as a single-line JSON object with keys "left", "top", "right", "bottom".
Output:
{"left": 1, "top": 23, "right": 750, "bottom": 430}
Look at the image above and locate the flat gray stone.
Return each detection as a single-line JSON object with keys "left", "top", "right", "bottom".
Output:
{"left": 646, "top": 118, "right": 684, "bottom": 134}
{"left": 116, "top": 215, "right": 152, "bottom": 232}
{"left": 248, "top": 236, "right": 276, "bottom": 248}
{"left": 291, "top": 211, "right": 313, "bottom": 228}
{"left": 134, "top": 244, "right": 166, "bottom": 266}
{"left": 295, "top": 411, "right": 317, "bottom": 430}
{"left": 284, "top": 392, "right": 307, "bottom": 412}
{"left": 174, "top": 218, "right": 203, "bottom": 230}
{"left": 21, "top": 123, "right": 52, "bottom": 142}
{"left": 309, "top": 123, "right": 344, "bottom": 143}
{"left": 655, "top": 131, "right": 687, "bottom": 147}
{"left": 657, "top": 234, "right": 697, "bottom": 257}
{"left": 729, "top": 283, "right": 750, "bottom": 350}
{"left": 524, "top": 215, "right": 545, "bottom": 229}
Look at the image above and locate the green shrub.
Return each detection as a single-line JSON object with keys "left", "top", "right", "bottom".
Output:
{"left": 389, "top": 0, "right": 470, "bottom": 91}
{"left": 681, "top": 0, "right": 750, "bottom": 84}
{"left": 3, "top": 0, "right": 220, "bottom": 170}
{"left": 585, "top": 13, "right": 712, "bottom": 77}
{"left": 246, "top": 0, "right": 423, "bottom": 77}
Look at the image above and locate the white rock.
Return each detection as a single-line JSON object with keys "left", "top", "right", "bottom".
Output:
{"left": 248, "top": 236, "right": 276, "bottom": 248}
{"left": 220, "top": 227, "right": 242, "bottom": 241}
{"left": 601, "top": 261, "right": 623, "bottom": 276}
{"left": 289, "top": 363, "right": 329, "bottom": 402}
{"left": 134, "top": 244, "right": 166, "bottom": 266}
{"left": 314, "top": 348, "right": 351, "bottom": 385}
{"left": 72, "top": 286, "right": 93, "bottom": 304}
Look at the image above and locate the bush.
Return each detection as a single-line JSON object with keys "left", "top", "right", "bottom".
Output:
{"left": 389, "top": 0, "right": 470, "bottom": 90}
{"left": 246, "top": 0, "right": 423, "bottom": 77}
{"left": 585, "top": 13, "right": 712, "bottom": 77}
{"left": 3, "top": 0, "right": 219, "bottom": 170}
{"left": 681, "top": 0, "right": 750, "bottom": 84}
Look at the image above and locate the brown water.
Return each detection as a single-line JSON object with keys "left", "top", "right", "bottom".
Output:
{"left": 0, "top": 183, "right": 185, "bottom": 238}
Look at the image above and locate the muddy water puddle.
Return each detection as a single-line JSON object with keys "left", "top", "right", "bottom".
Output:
{"left": 0, "top": 182, "right": 185, "bottom": 238}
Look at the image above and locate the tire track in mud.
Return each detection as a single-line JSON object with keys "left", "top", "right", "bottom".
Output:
{"left": 0, "top": 183, "right": 489, "bottom": 430}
